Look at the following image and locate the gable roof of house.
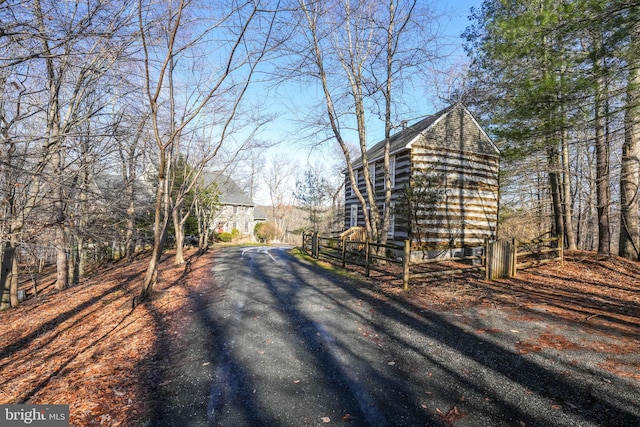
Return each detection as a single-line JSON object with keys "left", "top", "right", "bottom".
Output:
{"left": 351, "top": 103, "right": 498, "bottom": 169}
{"left": 206, "top": 174, "right": 254, "bottom": 206}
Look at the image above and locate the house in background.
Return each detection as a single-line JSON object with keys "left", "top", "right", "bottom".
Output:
{"left": 210, "top": 175, "right": 264, "bottom": 237}
{"left": 344, "top": 103, "right": 500, "bottom": 249}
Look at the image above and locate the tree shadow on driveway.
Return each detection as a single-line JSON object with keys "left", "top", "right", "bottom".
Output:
{"left": 140, "top": 286, "right": 276, "bottom": 426}
{"left": 283, "top": 251, "right": 640, "bottom": 426}
{"left": 138, "top": 247, "right": 640, "bottom": 426}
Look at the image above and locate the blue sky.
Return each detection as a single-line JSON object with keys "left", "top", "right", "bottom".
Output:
{"left": 252, "top": 0, "right": 483, "bottom": 204}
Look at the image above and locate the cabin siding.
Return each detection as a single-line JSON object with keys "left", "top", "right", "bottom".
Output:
{"left": 343, "top": 104, "right": 499, "bottom": 248}
{"left": 409, "top": 107, "right": 499, "bottom": 248}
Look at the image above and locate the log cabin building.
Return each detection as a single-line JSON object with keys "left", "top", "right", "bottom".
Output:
{"left": 344, "top": 103, "right": 500, "bottom": 249}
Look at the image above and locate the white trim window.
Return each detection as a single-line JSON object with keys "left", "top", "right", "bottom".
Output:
{"left": 388, "top": 202, "right": 395, "bottom": 238}
{"left": 350, "top": 204, "right": 358, "bottom": 228}
{"left": 347, "top": 169, "right": 358, "bottom": 196}
{"left": 369, "top": 163, "right": 376, "bottom": 188}
{"left": 389, "top": 155, "right": 396, "bottom": 189}
{"left": 351, "top": 170, "right": 359, "bottom": 196}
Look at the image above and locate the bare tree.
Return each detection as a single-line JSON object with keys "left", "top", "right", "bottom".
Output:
{"left": 109, "top": 107, "right": 150, "bottom": 263}
{"left": 136, "top": 0, "right": 276, "bottom": 299}
{"left": 287, "top": 0, "right": 439, "bottom": 245}
{"left": 264, "top": 154, "right": 295, "bottom": 239}
{"left": 0, "top": 0, "right": 135, "bottom": 306}
{"left": 32, "top": 0, "right": 135, "bottom": 290}
{"left": 0, "top": 70, "right": 37, "bottom": 309}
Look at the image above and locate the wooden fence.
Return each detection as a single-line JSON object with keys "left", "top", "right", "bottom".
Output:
{"left": 512, "top": 234, "right": 564, "bottom": 276}
{"left": 302, "top": 231, "right": 564, "bottom": 289}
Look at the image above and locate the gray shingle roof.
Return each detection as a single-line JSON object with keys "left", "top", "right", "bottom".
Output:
{"left": 351, "top": 104, "right": 458, "bottom": 168}
{"left": 206, "top": 174, "right": 254, "bottom": 206}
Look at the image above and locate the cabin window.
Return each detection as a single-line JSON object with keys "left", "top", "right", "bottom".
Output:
{"left": 369, "top": 163, "right": 375, "bottom": 188}
{"left": 350, "top": 204, "right": 358, "bottom": 228}
{"left": 389, "top": 156, "right": 396, "bottom": 189}
{"left": 388, "top": 202, "right": 395, "bottom": 238}
{"left": 352, "top": 170, "right": 359, "bottom": 196}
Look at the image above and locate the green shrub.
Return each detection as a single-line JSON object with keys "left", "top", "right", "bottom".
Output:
{"left": 218, "top": 232, "right": 233, "bottom": 242}
{"left": 254, "top": 222, "right": 278, "bottom": 243}
{"left": 231, "top": 228, "right": 240, "bottom": 239}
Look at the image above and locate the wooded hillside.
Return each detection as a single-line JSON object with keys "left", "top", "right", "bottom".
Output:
{"left": 464, "top": 1, "right": 640, "bottom": 259}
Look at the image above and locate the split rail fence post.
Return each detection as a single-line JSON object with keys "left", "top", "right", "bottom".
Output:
{"left": 403, "top": 240, "right": 410, "bottom": 291}
{"left": 365, "top": 241, "right": 371, "bottom": 277}
{"left": 511, "top": 238, "right": 518, "bottom": 278}
{"left": 484, "top": 239, "right": 490, "bottom": 280}
{"left": 312, "top": 232, "right": 319, "bottom": 259}
{"left": 558, "top": 233, "right": 564, "bottom": 266}
{"left": 341, "top": 238, "right": 347, "bottom": 268}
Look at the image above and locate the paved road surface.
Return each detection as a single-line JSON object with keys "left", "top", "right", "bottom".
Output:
{"left": 143, "top": 246, "right": 640, "bottom": 426}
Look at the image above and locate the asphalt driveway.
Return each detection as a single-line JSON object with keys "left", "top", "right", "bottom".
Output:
{"left": 141, "top": 246, "right": 640, "bottom": 426}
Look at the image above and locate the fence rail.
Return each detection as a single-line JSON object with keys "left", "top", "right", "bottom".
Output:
{"left": 513, "top": 235, "right": 563, "bottom": 275}
{"left": 301, "top": 232, "right": 564, "bottom": 290}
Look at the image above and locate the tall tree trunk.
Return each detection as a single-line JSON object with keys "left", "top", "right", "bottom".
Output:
{"left": 0, "top": 129, "right": 17, "bottom": 309}
{"left": 141, "top": 204, "right": 169, "bottom": 298}
{"left": 172, "top": 202, "right": 185, "bottom": 265}
{"left": 141, "top": 150, "right": 170, "bottom": 298}
{"left": 35, "top": 0, "right": 68, "bottom": 290}
{"left": 378, "top": 0, "right": 397, "bottom": 248}
{"left": 0, "top": 242, "right": 15, "bottom": 309}
{"left": 547, "top": 145, "right": 564, "bottom": 237}
{"left": 595, "top": 79, "right": 611, "bottom": 255}
{"left": 10, "top": 247, "right": 18, "bottom": 307}
{"left": 77, "top": 235, "right": 87, "bottom": 280}
{"left": 53, "top": 149, "right": 68, "bottom": 291}
{"left": 125, "top": 182, "right": 136, "bottom": 263}
{"left": 588, "top": 155, "right": 598, "bottom": 251}
{"left": 619, "top": 20, "right": 640, "bottom": 260}
{"left": 561, "top": 119, "right": 577, "bottom": 250}
{"left": 556, "top": 31, "right": 577, "bottom": 251}
{"left": 120, "top": 113, "right": 146, "bottom": 264}
{"left": 68, "top": 236, "right": 78, "bottom": 286}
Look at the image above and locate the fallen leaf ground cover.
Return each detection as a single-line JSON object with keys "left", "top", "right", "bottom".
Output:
{"left": 0, "top": 248, "right": 638, "bottom": 426}
{"left": 0, "top": 248, "right": 222, "bottom": 426}
{"left": 343, "top": 250, "right": 640, "bottom": 382}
